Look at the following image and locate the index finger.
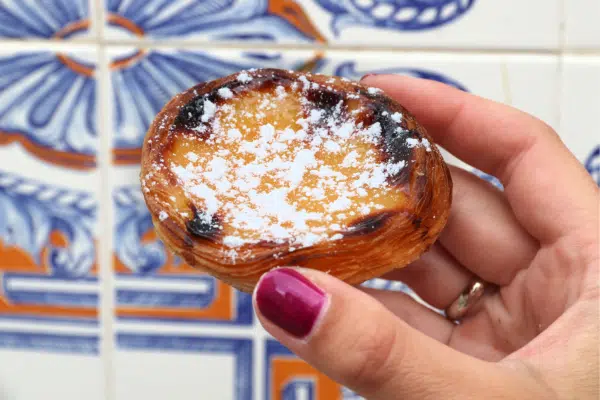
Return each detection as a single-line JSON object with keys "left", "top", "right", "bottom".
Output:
{"left": 362, "top": 75, "right": 599, "bottom": 244}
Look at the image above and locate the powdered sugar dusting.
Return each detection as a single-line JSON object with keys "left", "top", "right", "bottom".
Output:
{"left": 237, "top": 72, "right": 251, "bottom": 83}
{"left": 147, "top": 73, "right": 423, "bottom": 260}
{"left": 218, "top": 87, "right": 233, "bottom": 99}
{"left": 201, "top": 100, "right": 216, "bottom": 122}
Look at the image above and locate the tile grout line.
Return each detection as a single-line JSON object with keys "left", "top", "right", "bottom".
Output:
{"left": 97, "top": 42, "right": 116, "bottom": 400}
{"left": 1, "top": 37, "right": 600, "bottom": 56}
{"left": 96, "top": 0, "right": 116, "bottom": 398}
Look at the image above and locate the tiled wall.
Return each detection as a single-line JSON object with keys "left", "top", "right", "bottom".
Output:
{"left": 0, "top": 1, "right": 597, "bottom": 399}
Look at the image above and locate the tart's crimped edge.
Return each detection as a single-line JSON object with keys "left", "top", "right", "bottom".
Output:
{"left": 140, "top": 68, "right": 452, "bottom": 293}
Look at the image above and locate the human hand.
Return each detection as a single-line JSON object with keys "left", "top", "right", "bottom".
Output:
{"left": 252, "top": 75, "right": 600, "bottom": 399}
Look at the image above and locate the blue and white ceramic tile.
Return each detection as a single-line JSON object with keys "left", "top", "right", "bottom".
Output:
{"left": 0, "top": 0, "right": 93, "bottom": 39}
{"left": 115, "top": 335, "right": 252, "bottom": 400}
{"left": 104, "top": 0, "right": 323, "bottom": 43}
{"left": 0, "top": 46, "right": 101, "bottom": 399}
{"left": 560, "top": 56, "right": 600, "bottom": 186}
{"left": 0, "top": 170, "right": 99, "bottom": 327}
{"left": 298, "top": 0, "right": 561, "bottom": 49}
{"left": 0, "top": 52, "right": 101, "bottom": 346}
{"left": 564, "top": 0, "right": 600, "bottom": 49}
{"left": 0, "top": 349, "right": 104, "bottom": 400}
{"left": 0, "top": 167, "right": 102, "bottom": 399}
{"left": 0, "top": 48, "right": 98, "bottom": 169}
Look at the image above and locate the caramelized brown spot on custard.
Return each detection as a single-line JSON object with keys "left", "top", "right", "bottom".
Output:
{"left": 185, "top": 208, "right": 221, "bottom": 240}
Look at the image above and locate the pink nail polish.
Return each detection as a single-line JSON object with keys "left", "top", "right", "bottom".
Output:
{"left": 255, "top": 268, "right": 326, "bottom": 338}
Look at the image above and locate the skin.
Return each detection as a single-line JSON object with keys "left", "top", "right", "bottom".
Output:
{"left": 253, "top": 75, "right": 600, "bottom": 399}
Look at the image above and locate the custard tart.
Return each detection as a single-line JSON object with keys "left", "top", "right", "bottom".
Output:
{"left": 140, "top": 69, "right": 452, "bottom": 293}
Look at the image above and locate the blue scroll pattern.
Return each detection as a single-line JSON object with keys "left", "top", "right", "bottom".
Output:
{"left": 316, "top": 0, "right": 476, "bottom": 35}
{"left": 114, "top": 186, "right": 168, "bottom": 275}
{"left": 0, "top": 171, "right": 96, "bottom": 278}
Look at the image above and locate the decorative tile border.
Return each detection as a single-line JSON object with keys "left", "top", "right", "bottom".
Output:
{"left": 0, "top": 171, "right": 98, "bottom": 325}
{"left": 0, "top": 331, "right": 98, "bottom": 354}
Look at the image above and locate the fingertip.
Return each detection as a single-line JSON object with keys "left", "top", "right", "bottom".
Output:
{"left": 253, "top": 267, "right": 331, "bottom": 341}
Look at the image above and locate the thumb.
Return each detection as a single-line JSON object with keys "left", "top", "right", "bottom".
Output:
{"left": 252, "top": 267, "right": 529, "bottom": 399}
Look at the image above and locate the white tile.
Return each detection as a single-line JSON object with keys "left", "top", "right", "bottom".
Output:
{"left": 115, "top": 335, "right": 252, "bottom": 400}
{"left": 0, "top": 349, "right": 103, "bottom": 400}
{"left": 564, "top": 0, "right": 600, "bottom": 49}
{"left": 299, "top": 0, "right": 561, "bottom": 50}
{"left": 560, "top": 56, "right": 600, "bottom": 184}
{"left": 116, "top": 351, "right": 234, "bottom": 399}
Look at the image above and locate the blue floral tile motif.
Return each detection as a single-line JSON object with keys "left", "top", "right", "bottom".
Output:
{"left": 585, "top": 145, "right": 600, "bottom": 186}
{"left": 315, "top": 0, "right": 477, "bottom": 35}
{"left": 114, "top": 186, "right": 168, "bottom": 276}
{"left": 0, "top": 171, "right": 99, "bottom": 353}
{"left": 112, "top": 49, "right": 320, "bottom": 164}
{"left": 0, "top": 50, "right": 97, "bottom": 169}
{"left": 113, "top": 185, "right": 253, "bottom": 325}
{"left": 0, "top": 0, "right": 89, "bottom": 38}
{"left": 329, "top": 60, "right": 469, "bottom": 92}
{"left": 106, "top": 0, "right": 324, "bottom": 42}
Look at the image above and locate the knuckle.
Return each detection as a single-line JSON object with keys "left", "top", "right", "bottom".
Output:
{"left": 343, "top": 319, "right": 402, "bottom": 392}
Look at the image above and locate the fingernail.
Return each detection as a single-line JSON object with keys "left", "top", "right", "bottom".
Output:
{"left": 255, "top": 268, "right": 327, "bottom": 339}
{"left": 360, "top": 73, "right": 377, "bottom": 82}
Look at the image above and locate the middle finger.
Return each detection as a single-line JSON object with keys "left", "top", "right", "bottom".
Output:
{"left": 439, "top": 166, "right": 539, "bottom": 285}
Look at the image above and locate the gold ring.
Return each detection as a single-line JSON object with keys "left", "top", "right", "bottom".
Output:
{"left": 445, "top": 279, "right": 488, "bottom": 322}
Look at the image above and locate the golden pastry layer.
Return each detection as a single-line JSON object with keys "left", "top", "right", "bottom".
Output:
{"left": 140, "top": 69, "right": 452, "bottom": 292}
